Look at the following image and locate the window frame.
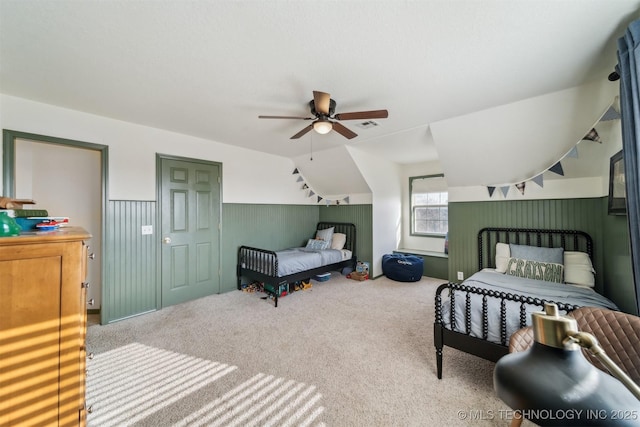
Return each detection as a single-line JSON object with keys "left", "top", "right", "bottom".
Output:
{"left": 409, "top": 174, "right": 448, "bottom": 238}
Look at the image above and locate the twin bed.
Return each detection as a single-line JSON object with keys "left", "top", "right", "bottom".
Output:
{"left": 434, "top": 227, "right": 619, "bottom": 379}
{"left": 237, "top": 223, "right": 618, "bottom": 375}
{"left": 236, "top": 222, "right": 357, "bottom": 307}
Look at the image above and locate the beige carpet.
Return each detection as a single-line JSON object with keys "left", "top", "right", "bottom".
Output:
{"left": 86, "top": 273, "right": 532, "bottom": 426}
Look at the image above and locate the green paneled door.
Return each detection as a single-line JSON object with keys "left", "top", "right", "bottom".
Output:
{"left": 160, "top": 157, "right": 221, "bottom": 307}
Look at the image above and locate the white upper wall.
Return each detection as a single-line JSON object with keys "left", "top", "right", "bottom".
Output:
{"left": 431, "top": 80, "right": 620, "bottom": 187}
{"left": 0, "top": 95, "right": 318, "bottom": 204}
{"left": 399, "top": 114, "right": 623, "bottom": 253}
{"left": 347, "top": 145, "right": 401, "bottom": 278}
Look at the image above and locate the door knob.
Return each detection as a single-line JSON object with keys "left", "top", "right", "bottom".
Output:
{"left": 163, "top": 237, "right": 171, "bottom": 244}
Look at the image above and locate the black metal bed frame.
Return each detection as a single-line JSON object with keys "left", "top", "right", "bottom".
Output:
{"left": 434, "top": 227, "right": 593, "bottom": 379}
{"left": 237, "top": 222, "right": 357, "bottom": 307}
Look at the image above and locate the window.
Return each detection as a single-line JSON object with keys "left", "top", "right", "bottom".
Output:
{"left": 410, "top": 174, "right": 448, "bottom": 236}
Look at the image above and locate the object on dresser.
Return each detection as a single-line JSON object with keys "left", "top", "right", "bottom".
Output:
{"left": 16, "top": 216, "right": 70, "bottom": 231}
{"left": 0, "top": 208, "right": 49, "bottom": 218}
{"left": 0, "top": 211, "right": 20, "bottom": 237}
{"left": 0, "top": 197, "right": 36, "bottom": 209}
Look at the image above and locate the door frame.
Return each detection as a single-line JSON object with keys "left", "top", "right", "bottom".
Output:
{"left": 156, "top": 153, "right": 223, "bottom": 307}
{"left": 2, "top": 129, "right": 109, "bottom": 317}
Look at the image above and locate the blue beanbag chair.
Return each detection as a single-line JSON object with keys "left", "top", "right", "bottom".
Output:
{"left": 382, "top": 254, "right": 424, "bottom": 282}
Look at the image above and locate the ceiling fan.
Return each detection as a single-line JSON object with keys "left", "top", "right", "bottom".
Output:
{"left": 258, "top": 90, "right": 389, "bottom": 140}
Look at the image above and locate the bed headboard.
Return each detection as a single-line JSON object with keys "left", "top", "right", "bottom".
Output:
{"left": 316, "top": 222, "right": 356, "bottom": 254}
{"left": 478, "top": 227, "right": 593, "bottom": 270}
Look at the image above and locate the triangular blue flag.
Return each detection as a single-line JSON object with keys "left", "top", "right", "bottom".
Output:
{"left": 292, "top": 168, "right": 299, "bottom": 174}
{"left": 600, "top": 105, "right": 621, "bottom": 121}
{"left": 501, "top": 186, "right": 510, "bottom": 198}
{"left": 308, "top": 190, "right": 315, "bottom": 197}
{"left": 344, "top": 196, "right": 350, "bottom": 204}
{"left": 532, "top": 174, "right": 544, "bottom": 188}
{"left": 296, "top": 176, "right": 303, "bottom": 182}
{"left": 488, "top": 186, "right": 496, "bottom": 197}
{"left": 549, "top": 162, "right": 564, "bottom": 176}
{"left": 566, "top": 146, "right": 578, "bottom": 159}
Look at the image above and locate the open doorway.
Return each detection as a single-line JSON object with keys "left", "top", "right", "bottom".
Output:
{"left": 2, "top": 130, "right": 107, "bottom": 318}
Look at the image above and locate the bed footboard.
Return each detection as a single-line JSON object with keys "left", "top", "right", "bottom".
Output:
{"left": 237, "top": 245, "right": 280, "bottom": 285}
{"left": 433, "top": 282, "right": 578, "bottom": 379}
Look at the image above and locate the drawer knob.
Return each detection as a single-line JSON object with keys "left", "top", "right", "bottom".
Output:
{"left": 82, "top": 282, "right": 90, "bottom": 289}
{"left": 87, "top": 405, "right": 93, "bottom": 414}
{"left": 87, "top": 298, "right": 95, "bottom": 306}
{"left": 88, "top": 352, "right": 94, "bottom": 360}
{"left": 89, "top": 253, "right": 96, "bottom": 260}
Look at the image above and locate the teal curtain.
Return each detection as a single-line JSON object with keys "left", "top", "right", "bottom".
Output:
{"left": 617, "top": 19, "right": 640, "bottom": 314}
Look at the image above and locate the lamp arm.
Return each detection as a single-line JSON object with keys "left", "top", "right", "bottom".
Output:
{"left": 566, "top": 331, "right": 640, "bottom": 401}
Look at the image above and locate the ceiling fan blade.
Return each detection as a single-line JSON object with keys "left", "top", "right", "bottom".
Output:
{"left": 259, "top": 115, "right": 312, "bottom": 120}
{"left": 334, "top": 109, "right": 389, "bottom": 121}
{"left": 290, "top": 124, "right": 314, "bottom": 139}
{"left": 313, "top": 91, "right": 331, "bottom": 116}
{"left": 331, "top": 122, "right": 358, "bottom": 139}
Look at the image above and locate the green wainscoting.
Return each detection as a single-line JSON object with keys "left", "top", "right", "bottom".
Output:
{"left": 221, "top": 204, "right": 320, "bottom": 293}
{"left": 448, "top": 197, "right": 636, "bottom": 314}
{"left": 319, "top": 204, "right": 373, "bottom": 268}
{"left": 104, "top": 200, "right": 158, "bottom": 323}
{"left": 221, "top": 203, "right": 373, "bottom": 292}
{"left": 103, "top": 202, "right": 373, "bottom": 321}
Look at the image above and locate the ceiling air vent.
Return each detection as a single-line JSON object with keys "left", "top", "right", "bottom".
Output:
{"left": 355, "top": 120, "right": 380, "bottom": 129}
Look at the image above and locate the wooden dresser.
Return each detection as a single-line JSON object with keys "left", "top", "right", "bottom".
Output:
{"left": 0, "top": 227, "right": 92, "bottom": 426}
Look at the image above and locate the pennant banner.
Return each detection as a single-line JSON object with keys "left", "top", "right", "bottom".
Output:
{"left": 291, "top": 166, "right": 352, "bottom": 206}
{"left": 549, "top": 162, "right": 564, "bottom": 176}
{"left": 582, "top": 128, "right": 601, "bottom": 143}
{"left": 600, "top": 105, "right": 621, "bottom": 121}
{"left": 532, "top": 174, "right": 544, "bottom": 188}
{"left": 487, "top": 117, "right": 603, "bottom": 199}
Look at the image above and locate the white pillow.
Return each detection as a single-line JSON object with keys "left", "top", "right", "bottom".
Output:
{"left": 331, "top": 233, "right": 347, "bottom": 250}
{"left": 495, "top": 243, "right": 510, "bottom": 273}
{"left": 564, "top": 251, "right": 595, "bottom": 288}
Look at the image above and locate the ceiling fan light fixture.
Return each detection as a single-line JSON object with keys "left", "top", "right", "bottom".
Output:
{"left": 313, "top": 120, "right": 333, "bottom": 135}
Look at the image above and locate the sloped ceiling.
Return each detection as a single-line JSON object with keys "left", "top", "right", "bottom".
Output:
{"left": 0, "top": 1, "right": 638, "bottom": 188}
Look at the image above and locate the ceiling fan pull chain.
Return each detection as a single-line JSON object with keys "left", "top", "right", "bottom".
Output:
{"left": 310, "top": 132, "right": 313, "bottom": 161}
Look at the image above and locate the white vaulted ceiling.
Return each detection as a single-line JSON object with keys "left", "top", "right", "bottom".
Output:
{"left": 0, "top": 0, "right": 638, "bottom": 190}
